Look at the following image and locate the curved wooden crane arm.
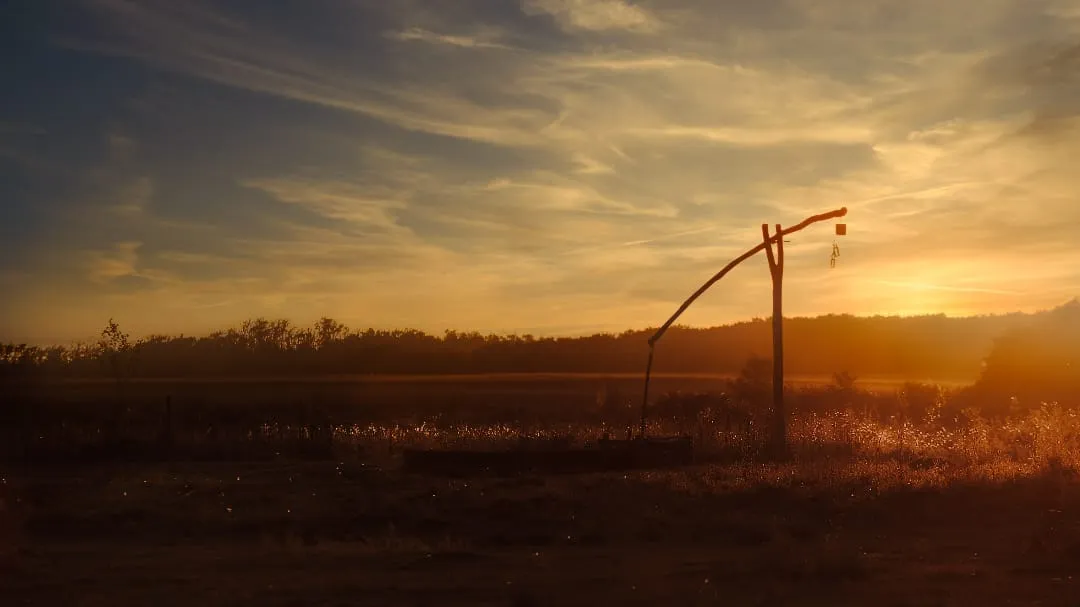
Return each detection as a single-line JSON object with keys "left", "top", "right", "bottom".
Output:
{"left": 646, "top": 207, "right": 847, "bottom": 347}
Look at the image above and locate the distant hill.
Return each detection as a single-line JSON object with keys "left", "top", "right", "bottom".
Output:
{"left": 1, "top": 302, "right": 1075, "bottom": 382}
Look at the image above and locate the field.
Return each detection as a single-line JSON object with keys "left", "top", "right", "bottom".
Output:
{"left": 0, "top": 372, "right": 969, "bottom": 414}
{"left": 4, "top": 373, "right": 1080, "bottom": 605}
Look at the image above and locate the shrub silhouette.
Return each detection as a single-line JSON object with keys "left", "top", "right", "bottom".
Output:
{"left": 974, "top": 299, "right": 1080, "bottom": 412}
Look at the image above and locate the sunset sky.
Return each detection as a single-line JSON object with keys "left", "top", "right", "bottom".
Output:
{"left": 3, "top": 0, "right": 1080, "bottom": 344}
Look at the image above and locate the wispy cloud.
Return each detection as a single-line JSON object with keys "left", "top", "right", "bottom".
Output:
{"left": 874, "top": 280, "right": 1021, "bottom": 296}
{"left": 84, "top": 241, "right": 143, "bottom": 282}
{"left": 242, "top": 178, "right": 410, "bottom": 235}
{"left": 388, "top": 27, "right": 511, "bottom": 49}
{"left": 5, "top": 0, "right": 1080, "bottom": 342}
{"left": 623, "top": 124, "right": 874, "bottom": 147}
{"left": 477, "top": 175, "right": 676, "bottom": 216}
{"left": 553, "top": 54, "right": 719, "bottom": 71}
{"left": 521, "top": 0, "right": 659, "bottom": 33}
{"left": 619, "top": 225, "right": 719, "bottom": 248}
{"left": 107, "top": 176, "right": 153, "bottom": 217}
{"left": 67, "top": 0, "right": 553, "bottom": 147}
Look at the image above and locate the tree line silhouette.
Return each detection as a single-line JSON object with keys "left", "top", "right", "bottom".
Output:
{"left": 1, "top": 302, "right": 1078, "bottom": 465}
{"left": 3, "top": 303, "right": 1076, "bottom": 385}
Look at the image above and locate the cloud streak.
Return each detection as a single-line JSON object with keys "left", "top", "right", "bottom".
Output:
{"left": 66, "top": 0, "right": 555, "bottom": 147}
{"left": 388, "top": 27, "right": 512, "bottom": 49}
{"left": 521, "top": 0, "right": 660, "bottom": 32}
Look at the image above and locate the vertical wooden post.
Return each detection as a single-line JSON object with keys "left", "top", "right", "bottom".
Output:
{"left": 772, "top": 224, "right": 785, "bottom": 457}
{"left": 761, "top": 224, "right": 787, "bottom": 457}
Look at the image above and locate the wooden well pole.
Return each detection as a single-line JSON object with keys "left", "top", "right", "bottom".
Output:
{"left": 641, "top": 207, "right": 847, "bottom": 449}
{"left": 761, "top": 223, "right": 786, "bottom": 457}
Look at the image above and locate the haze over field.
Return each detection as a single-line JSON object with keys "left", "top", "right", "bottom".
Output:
{"left": 4, "top": 0, "right": 1080, "bottom": 344}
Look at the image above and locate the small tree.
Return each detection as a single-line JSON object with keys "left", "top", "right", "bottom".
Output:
{"left": 99, "top": 318, "right": 131, "bottom": 379}
{"left": 314, "top": 317, "right": 348, "bottom": 349}
{"left": 98, "top": 318, "right": 132, "bottom": 443}
{"left": 731, "top": 356, "right": 772, "bottom": 408}
{"left": 831, "top": 371, "right": 857, "bottom": 394}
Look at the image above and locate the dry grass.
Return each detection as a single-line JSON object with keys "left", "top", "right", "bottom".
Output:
{"left": 329, "top": 401, "right": 1080, "bottom": 475}
{"left": 6, "top": 380, "right": 1080, "bottom": 605}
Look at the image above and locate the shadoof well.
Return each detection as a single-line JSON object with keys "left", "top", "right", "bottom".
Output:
{"left": 639, "top": 207, "right": 848, "bottom": 457}
{"left": 401, "top": 207, "right": 848, "bottom": 476}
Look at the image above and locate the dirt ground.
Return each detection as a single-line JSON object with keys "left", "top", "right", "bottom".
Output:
{"left": 3, "top": 460, "right": 1080, "bottom": 606}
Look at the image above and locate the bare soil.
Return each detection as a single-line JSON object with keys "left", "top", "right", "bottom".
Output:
{"left": 4, "top": 460, "right": 1080, "bottom": 606}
